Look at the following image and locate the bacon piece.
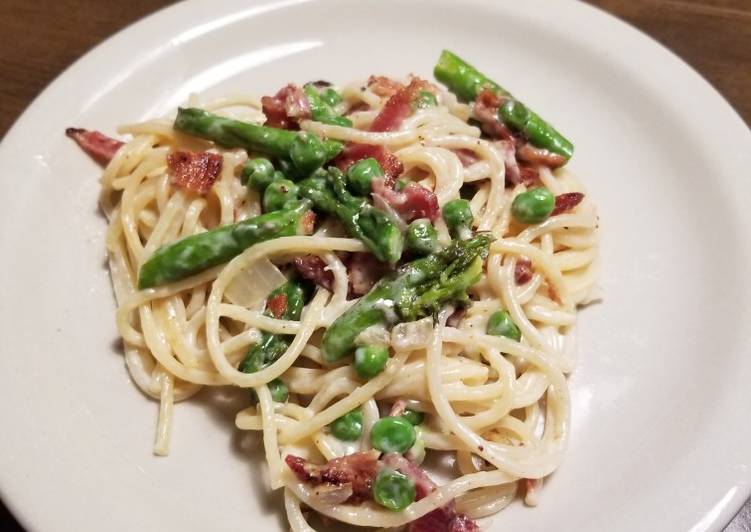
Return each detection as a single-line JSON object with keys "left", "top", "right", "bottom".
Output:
{"left": 410, "top": 506, "right": 479, "bottom": 532}
{"left": 65, "top": 128, "right": 124, "bottom": 165}
{"left": 347, "top": 253, "right": 390, "bottom": 296}
{"left": 285, "top": 450, "right": 381, "bottom": 503}
{"left": 551, "top": 192, "right": 585, "bottom": 215}
{"left": 517, "top": 143, "right": 567, "bottom": 169}
{"left": 266, "top": 293, "right": 287, "bottom": 319}
{"left": 514, "top": 258, "right": 534, "bottom": 285}
{"left": 388, "top": 400, "right": 408, "bottom": 418}
{"left": 367, "top": 75, "right": 405, "bottom": 97}
{"left": 452, "top": 148, "right": 480, "bottom": 167}
{"left": 370, "top": 78, "right": 429, "bottom": 133}
{"left": 382, "top": 453, "right": 436, "bottom": 500}
{"left": 372, "top": 179, "right": 439, "bottom": 223}
{"left": 334, "top": 143, "right": 404, "bottom": 184}
{"left": 300, "top": 210, "right": 316, "bottom": 235}
{"left": 293, "top": 255, "right": 334, "bottom": 292}
{"left": 473, "top": 90, "right": 513, "bottom": 141}
{"left": 261, "top": 84, "right": 311, "bottom": 130}
{"left": 167, "top": 150, "right": 223, "bottom": 195}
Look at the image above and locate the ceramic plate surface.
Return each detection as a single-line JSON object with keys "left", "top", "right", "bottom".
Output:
{"left": 1, "top": 1, "right": 750, "bottom": 531}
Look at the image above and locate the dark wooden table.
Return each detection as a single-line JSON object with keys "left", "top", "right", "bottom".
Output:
{"left": 0, "top": 1, "right": 749, "bottom": 531}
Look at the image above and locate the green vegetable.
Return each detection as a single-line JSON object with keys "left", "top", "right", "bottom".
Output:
{"left": 240, "top": 280, "right": 307, "bottom": 402}
{"left": 373, "top": 469, "right": 416, "bottom": 511}
{"left": 511, "top": 187, "right": 555, "bottom": 224}
{"left": 354, "top": 345, "right": 389, "bottom": 379}
{"left": 370, "top": 416, "right": 416, "bottom": 454}
{"left": 321, "top": 235, "right": 492, "bottom": 362}
{"left": 401, "top": 409, "right": 425, "bottom": 426}
{"left": 268, "top": 379, "right": 289, "bottom": 402}
{"left": 320, "top": 87, "right": 343, "bottom": 107}
{"left": 289, "top": 131, "right": 327, "bottom": 173}
{"left": 303, "top": 84, "right": 352, "bottom": 127}
{"left": 330, "top": 409, "right": 363, "bottom": 441}
{"left": 173, "top": 107, "right": 343, "bottom": 171}
{"left": 263, "top": 178, "right": 298, "bottom": 212}
{"left": 405, "top": 219, "right": 439, "bottom": 255}
{"left": 298, "top": 168, "right": 403, "bottom": 263}
{"left": 486, "top": 310, "right": 521, "bottom": 341}
{"left": 442, "top": 198, "right": 473, "bottom": 239}
{"left": 412, "top": 90, "right": 438, "bottom": 109}
{"left": 346, "top": 157, "right": 384, "bottom": 196}
{"left": 241, "top": 157, "right": 275, "bottom": 189}
{"left": 138, "top": 200, "right": 311, "bottom": 289}
{"left": 394, "top": 177, "right": 411, "bottom": 191}
{"left": 433, "top": 50, "right": 573, "bottom": 160}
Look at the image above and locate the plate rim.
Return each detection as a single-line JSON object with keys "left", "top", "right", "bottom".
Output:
{"left": 0, "top": 1, "right": 749, "bottom": 531}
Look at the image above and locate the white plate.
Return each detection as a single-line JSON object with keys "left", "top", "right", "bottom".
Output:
{"left": 1, "top": 1, "right": 750, "bottom": 531}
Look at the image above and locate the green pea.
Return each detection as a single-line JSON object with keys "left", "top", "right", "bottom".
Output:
{"left": 346, "top": 157, "right": 384, "bottom": 196}
{"left": 511, "top": 187, "right": 555, "bottom": 224}
{"left": 268, "top": 379, "right": 289, "bottom": 402}
{"left": 412, "top": 90, "right": 438, "bottom": 110}
{"left": 442, "top": 198, "right": 473, "bottom": 232}
{"left": 263, "top": 178, "right": 298, "bottom": 212}
{"left": 330, "top": 409, "right": 363, "bottom": 441}
{"left": 499, "top": 99, "right": 531, "bottom": 132}
{"left": 401, "top": 409, "right": 425, "bottom": 426}
{"left": 354, "top": 345, "right": 389, "bottom": 379}
{"left": 486, "top": 310, "right": 521, "bottom": 341}
{"left": 290, "top": 132, "right": 327, "bottom": 173}
{"left": 321, "top": 87, "right": 343, "bottom": 107}
{"left": 326, "top": 115, "right": 353, "bottom": 128}
{"left": 241, "top": 158, "right": 275, "bottom": 190}
{"left": 370, "top": 416, "right": 416, "bottom": 453}
{"left": 405, "top": 219, "right": 438, "bottom": 255}
{"left": 373, "top": 469, "right": 416, "bottom": 511}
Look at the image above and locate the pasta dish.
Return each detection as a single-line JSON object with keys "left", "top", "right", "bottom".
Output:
{"left": 67, "top": 50, "right": 599, "bottom": 531}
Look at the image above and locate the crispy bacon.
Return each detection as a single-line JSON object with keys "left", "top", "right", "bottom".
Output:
{"left": 261, "top": 84, "right": 311, "bottom": 130}
{"left": 65, "top": 128, "right": 124, "bottom": 165}
{"left": 167, "top": 150, "right": 223, "bottom": 195}
{"left": 551, "top": 192, "right": 585, "bottom": 215}
{"left": 514, "top": 258, "right": 534, "bottom": 285}
{"left": 473, "top": 90, "right": 513, "bottom": 141}
{"left": 518, "top": 165, "right": 540, "bottom": 186}
{"left": 285, "top": 450, "right": 381, "bottom": 503}
{"left": 300, "top": 210, "right": 316, "bottom": 235}
{"left": 517, "top": 143, "right": 567, "bottom": 169}
{"left": 293, "top": 255, "right": 334, "bottom": 292}
{"left": 367, "top": 75, "right": 405, "bottom": 97}
{"left": 348, "top": 253, "right": 389, "bottom": 296}
{"left": 334, "top": 143, "right": 404, "bottom": 184}
{"left": 452, "top": 148, "right": 480, "bottom": 167}
{"left": 266, "top": 293, "right": 287, "bottom": 319}
{"left": 372, "top": 179, "right": 439, "bottom": 223}
{"left": 381, "top": 454, "right": 480, "bottom": 532}
{"left": 370, "top": 78, "right": 429, "bottom": 133}
{"left": 382, "top": 453, "right": 437, "bottom": 500}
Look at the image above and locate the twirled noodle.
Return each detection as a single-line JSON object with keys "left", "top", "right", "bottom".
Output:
{"left": 98, "top": 76, "right": 599, "bottom": 530}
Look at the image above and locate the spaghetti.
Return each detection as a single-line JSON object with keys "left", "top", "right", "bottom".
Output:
{"left": 77, "top": 51, "right": 599, "bottom": 530}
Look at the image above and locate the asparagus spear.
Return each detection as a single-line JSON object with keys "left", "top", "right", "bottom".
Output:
{"left": 174, "top": 108, "right": 343, "bottom": 169}
{"left": 321, "top": 234, "right": 493, "bottom": 362}
{"left": 298, "top": 168, "right": 404, "bottom": 263}
{"left": 240, "top": 279, "right": 308, "bottom": 401}
{"left": 138, "top": 199, "right": 312, "bottom": 289}
{"left": 433, "top": 50, "right": 574, "bottom": 160}
{"left": 303, "top": 84, "right": 353, "bottom": 127}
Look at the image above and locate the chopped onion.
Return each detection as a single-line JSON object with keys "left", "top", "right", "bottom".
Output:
{"left": 310, "top": 483, "right": 353, "bottom": 505}
{"left": 372, "top": 192, "right": 408, "bottom": 232}
{"left": 391, "top": 317, "right": 434, "bottom": 351}
{"left": 224, "top": 258, "right": 286, "bottom": 308}
{"left": 355, "top": 324, "right": 391, "bottom": 346}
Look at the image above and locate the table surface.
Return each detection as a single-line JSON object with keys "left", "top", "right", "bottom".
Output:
{"left": 0, "top": 0, "right": 749, "bottom": 531}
